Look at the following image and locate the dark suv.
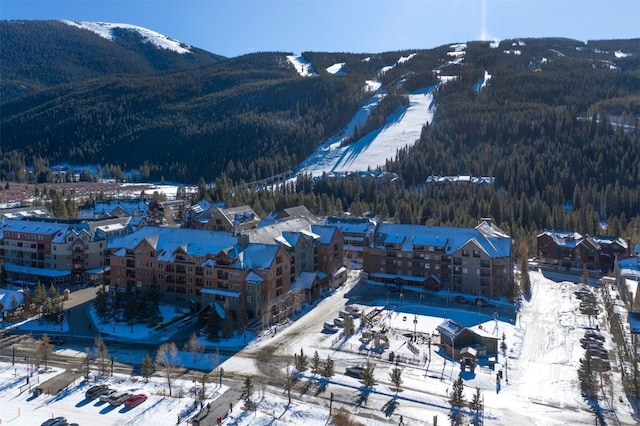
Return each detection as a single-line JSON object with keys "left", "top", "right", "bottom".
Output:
{"left": 85, "top": 384, "right": 110, "bottom": 400}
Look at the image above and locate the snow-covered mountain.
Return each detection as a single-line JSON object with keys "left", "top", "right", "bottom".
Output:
{"left": 59, "top": 20, "right": 192, "bottom": 54}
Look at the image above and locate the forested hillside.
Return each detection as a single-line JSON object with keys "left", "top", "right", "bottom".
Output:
{"left": 0, "top": 20, "right": 224, "bottom": 103}
{"left": 1, "top": 25, "right": 640, "bottom": 243}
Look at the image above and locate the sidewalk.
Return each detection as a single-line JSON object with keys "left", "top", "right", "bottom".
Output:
{"left": 191, "top": 383, "right": 242, "bottom": 425}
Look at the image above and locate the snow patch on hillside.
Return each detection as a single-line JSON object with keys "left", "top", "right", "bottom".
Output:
{"left": 326, "top": 62, "right": 345, "bottom": 75}
{"left": 287, "top": 54, "right": 318, "bottom": 76}
{"left": 473, "top": 70, "right": 492, "bottom": 91}
{"left": 59, "top": 20, "right": 191, "bottom": 54}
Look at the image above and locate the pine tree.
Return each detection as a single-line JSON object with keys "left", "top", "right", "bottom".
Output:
{"left": 294, "top": 348, "right": 308, "bottom": 372}
{"left": 448, "top": 377, "right": 466, "bottom": 426}
{"left": 389, "top": 366, "right": 403, "bottom": 391}
{"left": 520, "top": 256, "right": 531, "bottom": 297}
{"left": 311, "top": 350, "right": 321, "bottom": 374}
{"left": 362, "top": 361, "right": 376, "bottom": 388}
{"left": 141, "top": 353, "right": 154, "bottom": 382}
{"left": 242, "top": 376, "right": 254, "bottom": 404}
{"left": 322, "top": 356, "right": 335, "bottom": 379}
{"left": 469, "top": 387, "right": 483, "bottom": 426}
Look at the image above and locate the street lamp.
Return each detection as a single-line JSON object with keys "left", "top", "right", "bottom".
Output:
{"left": 110, "top": 357, "right": 115, "bottom": 376}
{"left": 12, "top": 345, "right": 16, "bottom": 365}
{"left": 219, "top": 367, "right": 224, "bottom": 387}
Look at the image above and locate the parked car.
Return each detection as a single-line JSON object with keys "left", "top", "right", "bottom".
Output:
{"left": 333, "top": 317, "right": 345, "bottom": 328}
{"left": 41, "top": 417, "right": 68, "bottom": 426}
{"left": 585, "top": 331, "right": 604, "bottom": 341}
{"left": 124, "top": 393, "right": 147, "bottom": 408}
{"left": 454, "top": 295, "right": 468, "bottom": 304}
{"left": 345, "top": 305, "right": 361, "bottom": 318}
{"left": 85, "top": 384, "right": 110, "bottom": 400}
{"left": 99, "top": 388, "right": 117, "bottom": 402}
{"left": 48, "top": 336, "right": 65, "bottom": 345}
{"left": 108, "top": 391, "right": 131, "bottom": 406}
{"left": 345, "top": 365, "right": 365, "bottom": 378}
{"left": 323, "top": 322, "right": 339, "bottom": 333}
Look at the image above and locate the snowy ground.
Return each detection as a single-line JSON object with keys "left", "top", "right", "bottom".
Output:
{"left": 1, "top": 270, "right": 637, "bottom": 425}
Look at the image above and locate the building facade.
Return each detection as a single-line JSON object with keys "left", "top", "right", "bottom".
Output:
{"left": 0, "top": 217, "right": 126, "bottom": 287}
{"left": 362, "top": 220, "right": 512, "bottom": 297}
{"left": 537, "top": 230, "right": 627, "bottom": 273}
{"left": 108, "top": 226, "right": 292, "bottom": 321}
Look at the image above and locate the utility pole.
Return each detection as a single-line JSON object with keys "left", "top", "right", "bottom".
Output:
{"left": 329, "top": 392, "right": 334, "bottom": 417}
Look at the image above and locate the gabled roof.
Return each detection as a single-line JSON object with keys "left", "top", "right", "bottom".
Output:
{"left": 437, "top": 319, "right": 465, "bottom": 340}
{"left": 246, "top": 217, "right": 315, "bottom": 245}
{"left": 311, "top": 224, "right": 339, "bottom": 245}
{"left": 373, "top": 223, "right": 510, "bottom": 258}
{"left": 324, "top": 216, "right": 376, "bottom": 235}
{"left": 234, "top": 244, "right": 281, "bottom": 269}
{"left": 109, "top": 226, "right": 238, "bottom": 259}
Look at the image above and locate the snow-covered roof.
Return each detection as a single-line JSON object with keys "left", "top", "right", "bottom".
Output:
{"left": 4, "top": 262, "right": 70, "bottom": 277}
{"left": 109, "top": 227, "right": 238, "bottom": 259}
{"left": 246, "top": 218, "right": 315, "bottom": 245}
{"left": 436, "top": 319, "right": 465, "bottom": 340}
{"left": 234, "top": 244, "right": 280, "bottom": 270}
{"left": 310, "top": 225, "right": 338, "bottom": 245}
{"left": 201, "top": 288, "right": 241, "bottom": 298}
{"left": 373, "top": 223, "right": 511, "bottom": 258}
{"left": 291, "top": 272, "right": 317, "bottom": 292}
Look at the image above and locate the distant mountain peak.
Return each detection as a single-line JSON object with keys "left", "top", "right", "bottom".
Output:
{"left": 59, "top": 19, "right": 192, "bottom": 54}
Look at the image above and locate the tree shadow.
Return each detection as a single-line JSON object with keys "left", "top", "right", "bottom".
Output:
{"left": 352, "top": 386, "right": 371, "bottom": 408}
{"left": 382, "top": 395, "right": 398, "bottom": 417}
{"left": 315, "top": 378, "right": 328, "bottom": 396}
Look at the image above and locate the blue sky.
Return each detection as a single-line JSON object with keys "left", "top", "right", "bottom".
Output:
{"left": 1, "top": 0, "right": 638, "bottom": 58}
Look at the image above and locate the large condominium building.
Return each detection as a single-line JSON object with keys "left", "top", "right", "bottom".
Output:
{"left": 108, "top": 226, "right": 291, "bottom": 321}
{"left": 0, "top": 217, "right": 129, "bottom": 287}
{"left": 362, "top": 219, "right": 513, "bottom": 297}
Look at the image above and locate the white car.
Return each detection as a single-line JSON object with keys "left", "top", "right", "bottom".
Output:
{"left": 323, "top": 322, "right": 339, "bottom": 333}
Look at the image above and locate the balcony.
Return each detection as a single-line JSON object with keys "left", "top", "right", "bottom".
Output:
{"left": 165, "top": 265, "right": 175, "bottom": 273}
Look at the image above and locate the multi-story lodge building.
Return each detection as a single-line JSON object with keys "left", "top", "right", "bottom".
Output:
{"left": 536, "top": 230, "right": 627, "bottom": 273}
{"left": 362, "top": 219, "right": 512, "bottom": 297}
{"left": 323, "top": 216, "right": 376, "bottom": 261}
{"left": 186, "top": 201, "right": 260, "bottom": 233}
{"left": 0, "top": 216, "right": 130, "bottom": 287}
{"left": 108, "top": 226, "right": 291, "bottom": 321}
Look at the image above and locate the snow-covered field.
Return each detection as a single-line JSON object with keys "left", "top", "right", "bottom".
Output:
{"left": 2, "top": 270, "right": 637, "bottom": 425}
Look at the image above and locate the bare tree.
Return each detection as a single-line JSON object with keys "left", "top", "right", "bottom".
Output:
{"left": 94, "top": 334, "right": 110, "bottom": 377}
{"left": 184, "top": 333, "right": 204, "bottom": 362}
{"left": 84, "top": 346, "right": 91, "bottom": 379}
{"left": 155, "top": 341, "right": 179, "bottom": 396}
{"left": 39, "top": 333, "right": 53, "bottom": 370}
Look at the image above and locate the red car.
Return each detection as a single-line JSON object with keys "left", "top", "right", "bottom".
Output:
{"left": 124, "top": 394, "right": 147, "bottom": 408}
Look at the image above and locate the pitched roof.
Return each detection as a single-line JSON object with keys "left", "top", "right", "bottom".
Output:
{"left": 109, "top": 226, "right": 238, "bottom": 258}
{"left": 373, "top": 223, "right": 511, "bottom": 258}
{"left": 311, "top": 225, "right": 339, "bottom": 245}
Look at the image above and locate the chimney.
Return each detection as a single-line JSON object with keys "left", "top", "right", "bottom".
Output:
{"left": 238, "top": 232, "right": 249, "bottom": 248}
